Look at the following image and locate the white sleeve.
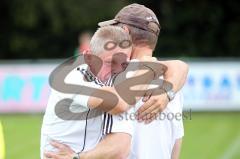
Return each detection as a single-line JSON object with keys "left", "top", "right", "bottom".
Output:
{"left": 64, "top": 66, "right": 101, "bottom": 110}
{"left": 70, "top": 95, "right": 90, "bottom": 111}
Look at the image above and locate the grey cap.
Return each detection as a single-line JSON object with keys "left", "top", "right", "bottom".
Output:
{"left": 98, "top": 3, "right": 161, "bottom": 36}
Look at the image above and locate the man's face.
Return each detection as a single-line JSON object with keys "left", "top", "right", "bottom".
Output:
{"left": 98, "top": 46, "right": 132, "bottom": 81}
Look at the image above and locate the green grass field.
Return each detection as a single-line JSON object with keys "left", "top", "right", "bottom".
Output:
{"left": 1, "top": 112, "right": 240, "bottom": 159}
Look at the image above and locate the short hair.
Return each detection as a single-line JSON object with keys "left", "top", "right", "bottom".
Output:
{"left": 90, "top": 26, "right": 132, "bottom": 54}
{"left": 115, "top": 23, "right": 159, "bottom": 50}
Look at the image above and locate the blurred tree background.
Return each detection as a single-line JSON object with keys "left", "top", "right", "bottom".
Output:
{"left": 0, "top": 0, "right": 239, "bottom": 59}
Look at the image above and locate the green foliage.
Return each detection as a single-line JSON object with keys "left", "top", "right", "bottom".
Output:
{"left": 0, "top": 0, "right": 239, "bottom": 59}
{"left": 0, "top": 0, "right": 127, "bottom": 59}
{"left": 138, "top": 0, "right": 240, "bottom": 57}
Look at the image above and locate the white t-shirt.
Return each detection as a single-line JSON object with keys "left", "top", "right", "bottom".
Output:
{"left": 128, "top": 92, "right": 184, "bottom": 159}
{"left": 108, "top": 81, "right": 184, "bottom": 159}
{"left": 40, "top": 64, "right": 106, "bottom": 158}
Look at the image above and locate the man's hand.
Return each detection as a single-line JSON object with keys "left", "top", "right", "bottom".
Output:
{"left": 137, "top": 89, "right": 169, "bottom": 124}
{"left": 44, "top": 140, "right": 76, "bottom": 159}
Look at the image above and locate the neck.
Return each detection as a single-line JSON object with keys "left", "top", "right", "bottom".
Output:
{"left": 131, "top": 47, "right": 153, "bottom": 59}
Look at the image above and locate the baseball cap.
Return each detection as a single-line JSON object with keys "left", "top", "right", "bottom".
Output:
{"left": 98, "top": 3, "right": 161, "bottom": 36}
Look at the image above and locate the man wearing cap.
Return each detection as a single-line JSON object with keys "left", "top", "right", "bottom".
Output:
{"left": 45, "top": 3, "right": 188, "bottom": 159}
{"left": 97, "top": 4, "right": 186, "bottom": 159}
{"left": 96, "top": 4, "right": 186, "bottom": 158}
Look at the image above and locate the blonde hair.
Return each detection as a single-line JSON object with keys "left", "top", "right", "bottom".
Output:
{"left": 90, "top": 26, "right": 132, "bottom": 54}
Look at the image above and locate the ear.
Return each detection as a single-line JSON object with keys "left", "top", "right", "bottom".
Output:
{"left": 84, "top": 54, "right": 92, "bottom": 66}
{"left": 83, "top": 50, "right": 92, "bottom": 64}
{"left": 83, "top": 49, "right": 91, "bottom": 55}
{"left": 84, "top": 54, "right": 103, "bottom": 74}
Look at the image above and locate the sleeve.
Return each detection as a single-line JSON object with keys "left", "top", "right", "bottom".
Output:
{"left": 63, "top": 66, "right": 101, "bottom": 110}
{"left": 70, "top": 94, "right": 91, "bottom": 111}
{"left": 103, "top": 108, "right": 135, "bottom": 137}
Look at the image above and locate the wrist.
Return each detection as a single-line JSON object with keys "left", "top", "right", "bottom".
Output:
{"left": 73, "top": 152, "right": 81, "bottom": 159}
{"left": 161, "top": 80, "right": 176, "bottom": 102}
{"left": 163, "top": 91, "right": 170, "bottom": 102}
{"left": 164, "top": 88, "right": 175, "bottom": 102}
